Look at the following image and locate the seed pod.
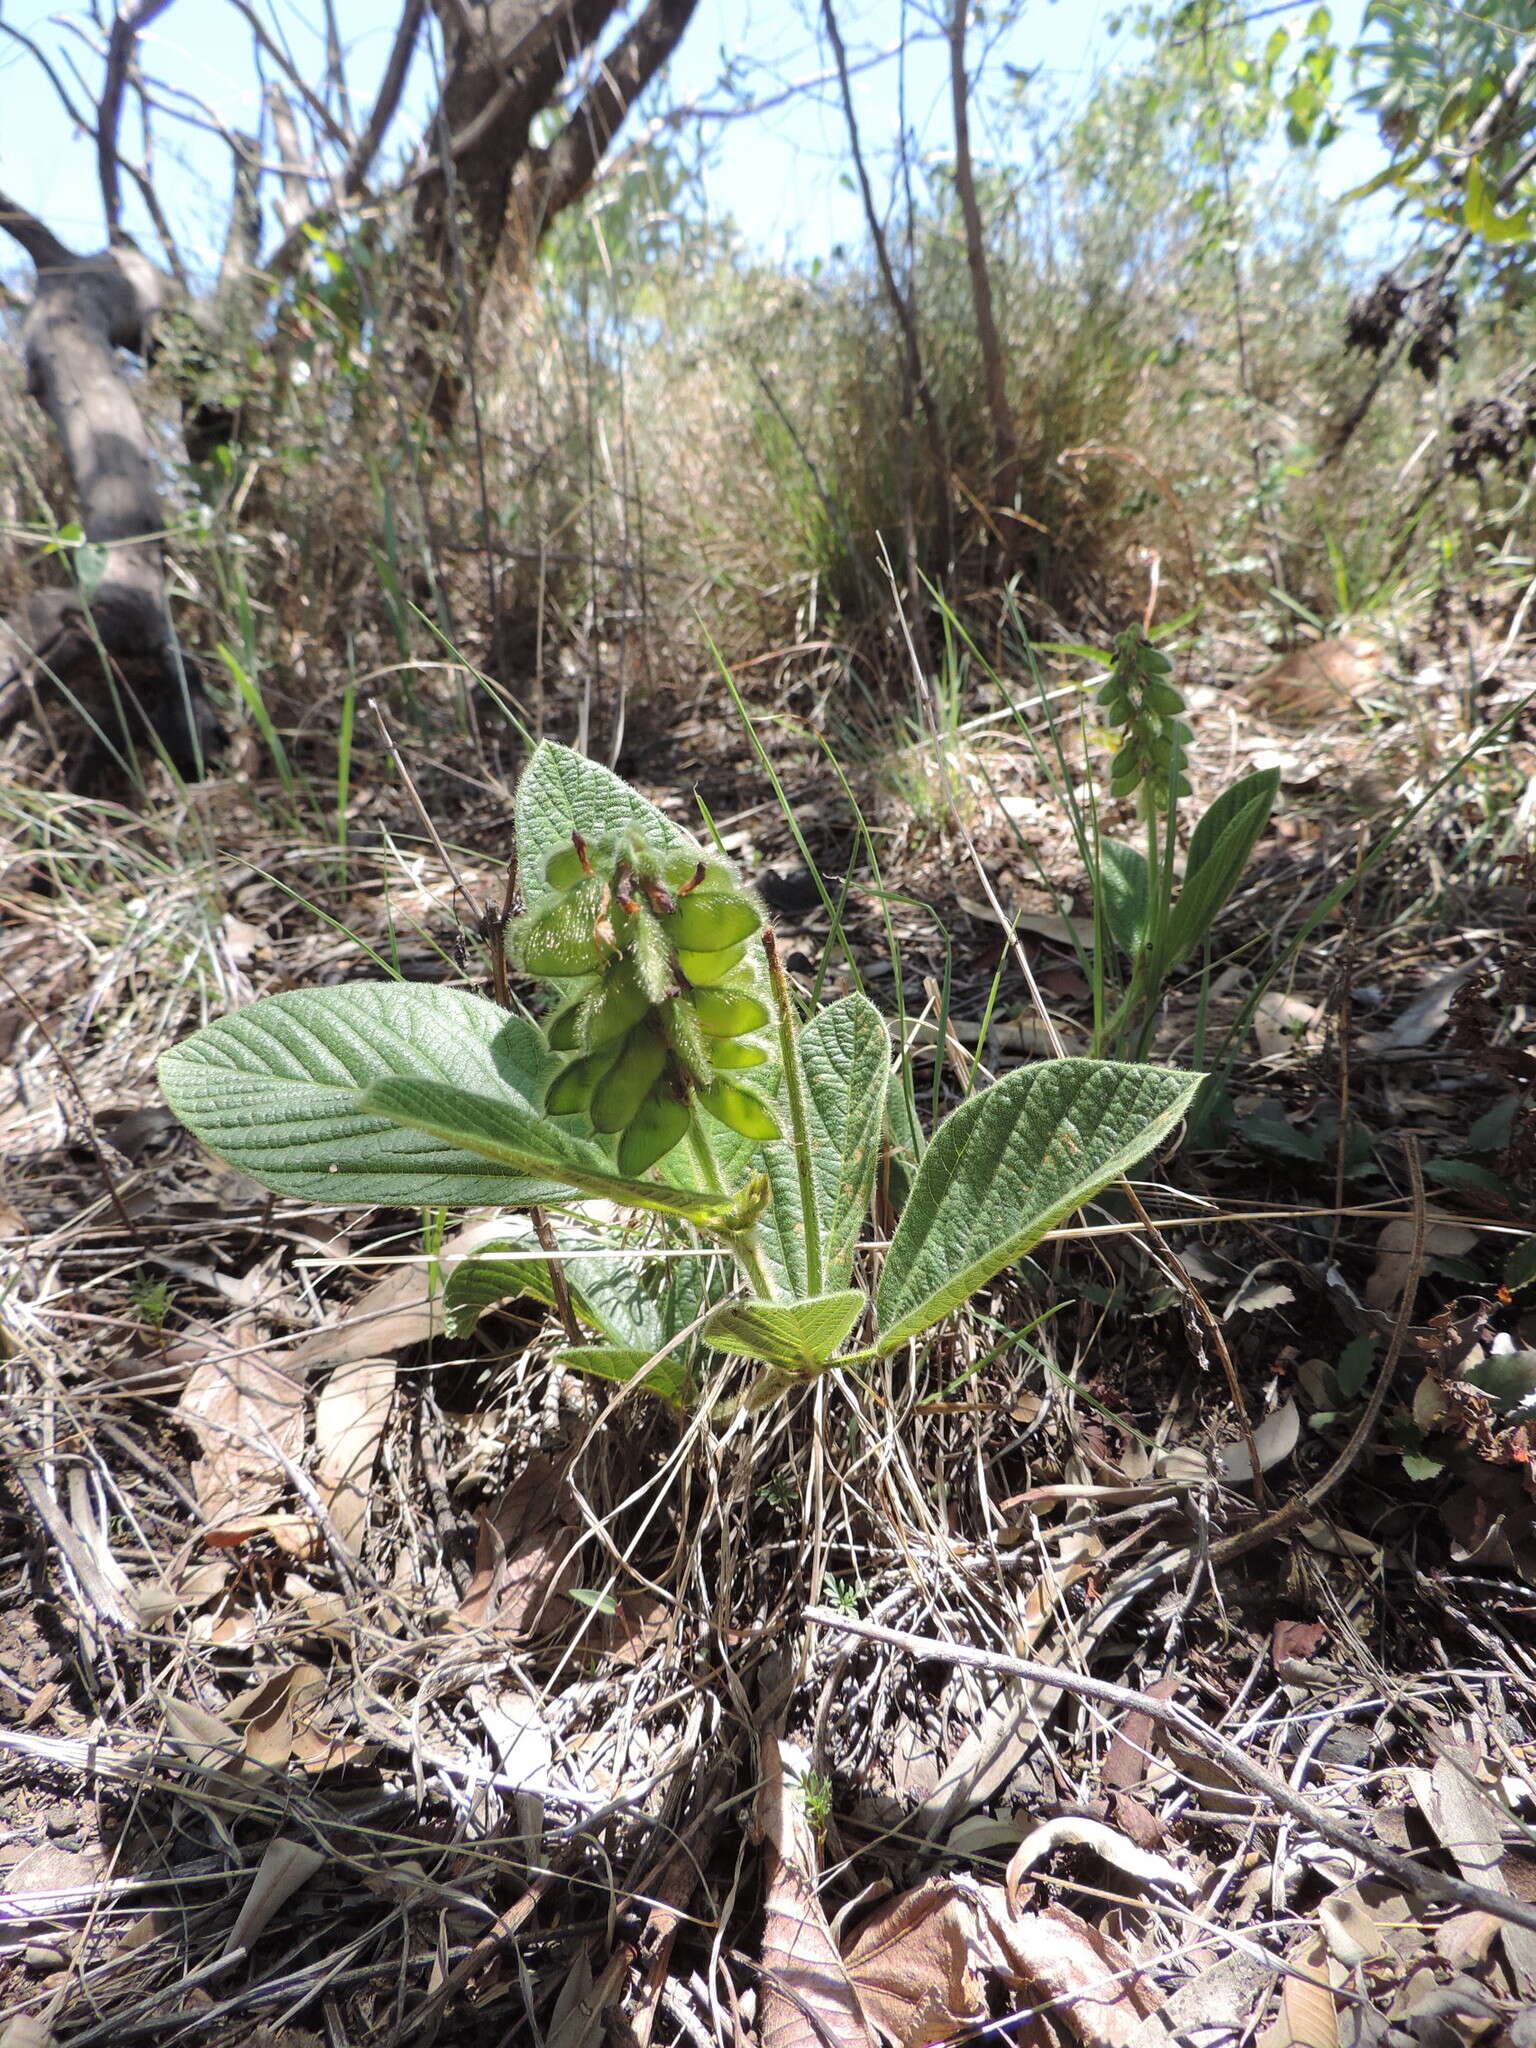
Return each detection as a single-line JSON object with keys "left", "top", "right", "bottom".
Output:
{"left": 689, "top": 986, "right": 771, "bottom": 1038}
{"left": 544, "top": 837, "right": 591, "bottom": 890}
{"left": 629, "top": 903, "right": 677, "bottom": 1005}
{"left": 547, "top": 1044, "right": 620, "bottom": 1117}
{"left": 676, "top": 940, "right": 748, "bottom": 985}
{"left": 584, "top": 960, "right": 652, "bottom": 1047}
{"left": 517, "top": 880, "right": 608, "bottom": 977}
{"left": 591, "top": 1026, "right": 669, "bottom": 1134}
{"left": 664, "top": 887, "right": 761, "bottom": 952}
{"left": 696, "top": 1079, "right": 781, "bottom": 1141}
{"left": 616, "top": 1087, "right": 691, "bottom": 1174}
{"left": 709, "top": 1037, "right": 768, "bottom": 1070}
{"left": 661, "top": 995, "right": 714, "bottom": 1090}
{"left": 546, "top": 1000, "right": 586, "bottom": 1053}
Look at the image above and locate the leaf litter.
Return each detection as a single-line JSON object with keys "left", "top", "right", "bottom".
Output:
{"left": 0, "top": 664, "right": 1534, "bottom": 2047}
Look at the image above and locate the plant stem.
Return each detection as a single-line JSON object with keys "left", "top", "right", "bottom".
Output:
{"left": 763, "top": 928, "right": 823, "bottom": 1297}
{"left": 687, "top": 1123, "right": 777, "bottom": 1301}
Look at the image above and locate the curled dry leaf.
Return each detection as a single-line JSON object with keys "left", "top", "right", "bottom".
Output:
{"left": 1256, "top": 1932, "right": 1336, "bottom": 2048}
{"left": 841, "top": 1876, "right": 1159, "bottom": 2048}
{"left": 456, "top": 1455, "right": 580, "bottom": 1635}
{"left": 222, "top": 1837, "right": 326, "bottom": 1957}
{"left": 178, "top": 1345, "right": 304, "bottom": 1534}
{"left": 757, "top": 1734, "right": 874, "bottom": 2048}
{"left": 1215, "top": 1397, "right": 1300, "bottom": 1484}
{"left": 312, "top": 1355, "right": 395, "bottom": 1553}
{"left": 1005, "top": 1816, "right": 1193, "bottom": 1904}
{"left": 1365, "top": 1220, "right": 1478, "bottom": 1312}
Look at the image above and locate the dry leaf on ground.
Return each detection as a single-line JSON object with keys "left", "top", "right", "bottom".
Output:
{"left": 757, "top": 1733, "right": 874, "bottom": 2048}
{"left": 178, "top": 1341, "right": 304, "bottom": 1533}
{"left": 1366, "top": 1220, "right": 1479, "bottom": 1311}
{"left": 223, "top": 1838, "right": 326, "bottom": 1957}
{"left": 312, "top": 1355, "right": 395, "bottom": 1552}
{"left": 841, "top": 1876, "right": 1160, "bottom": 2048}
{"left": 456, "top": 1455, "right": 580, "bottom": 1634}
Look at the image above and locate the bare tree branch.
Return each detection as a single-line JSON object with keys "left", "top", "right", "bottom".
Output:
{"left": 264, "top": 83, "right": 315, "bottom": 234}
{"left": 526, "top": 0, "right": 700, "bottom": 231}
{"left": 948, "top": 0, "right": 1017, "bottom": 528}
{"left": 98, "top": 0, "right": 178, "bottom": 234}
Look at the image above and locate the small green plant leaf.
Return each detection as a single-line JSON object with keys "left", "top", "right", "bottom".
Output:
{"left": 1505, "top": 1235, "right": 1536, "bottom": 1295}
{"left": 1166, "top": 767, "right": 1279, "bottom": 967}
{"left": 757, "top": 995, "right": 890, "bottom": 1296}
{"left": 702, "top": 1290, "right": 866, "bottom": 1371}
{"left": 159, "top": 984, "right": 568, "bottom": 1206}
{"left": 1461, "top": 1349, "right": 1536, "bottom": 1417}
{"left": 873, "top": 1059, "right": 1201, "bottom": 1354}
{"left": 1335, "top": 1334, "right": 1375, "bottom": 1402}
{"left": 1096, "top": 840, "right": 1151, "bottom": 959}
{"left": 355, "top": 1074, "right": 747, "bottom": 1227}
{"left": 442, "top": 1213, "right": 716, "bottom": 1353}
{"left": 516, "top": 743, "right": 699, "bottom": 923}
{"left": 552, "top": 1345, "right": 696, "bottom": 1408}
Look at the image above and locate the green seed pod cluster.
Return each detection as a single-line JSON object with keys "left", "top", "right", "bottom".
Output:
{"left": 1096, "top": 629, "right": 1193, "bottom": 812}
{"left": 514, "top": 829, "right": 781, "bottom": 1173}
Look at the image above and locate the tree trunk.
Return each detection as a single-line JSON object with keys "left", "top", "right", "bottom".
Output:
{"left": 0, "top": 199, "right": 220, "bottom": 785}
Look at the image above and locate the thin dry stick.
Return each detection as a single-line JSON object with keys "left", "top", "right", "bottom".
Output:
{"left": 802, "top": 1596, "right": 1536, "bottom": 1938}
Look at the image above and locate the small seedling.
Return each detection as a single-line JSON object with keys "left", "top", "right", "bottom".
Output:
{"left": 160, "top": 744, "right": 1202, "bottom": 1407}
{"left": 129, "top": 1276, "right": 175, "bottom": 1327}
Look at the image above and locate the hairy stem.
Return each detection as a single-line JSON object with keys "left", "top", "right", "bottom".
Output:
{"left": 762, "top": 928, "right": 823, "bottom": 1298}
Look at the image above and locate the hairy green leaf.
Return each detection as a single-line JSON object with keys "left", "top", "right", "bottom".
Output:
{"left": 552, "top": 1345, "right": 696, "bottom": 1408}
{"left": 444, "top": 1214, "right": 716, "bottom": 1352}
{"left": 757, "top": 995, "right": 889, "bottom": 1297}
{"left": 516, "top": 743, "right": 700, "bottom": 922}
{"left": 703, "top": 1290, "right": 866, "bottom": 1371}
{"left": 874, "top": 1059, "right": 1202, "bottom": 1353}
{"left": 158, "top": 984, "right": 566, "bottom": 1206}
{"left": 1166, "top": 767, "right": 1279, "bottom": 967}
{"left": 356, "top": 1075, "right": 748, "bottom": 1227}
{"left": 1096, "top": 840, "right": 1151, "bottom": 960}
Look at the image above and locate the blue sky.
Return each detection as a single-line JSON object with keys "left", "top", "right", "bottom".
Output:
{"left": 0, "top": 0, "right": 1378, "bottom": 276}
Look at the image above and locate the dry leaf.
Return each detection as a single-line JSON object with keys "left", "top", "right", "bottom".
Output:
{"left": 1257, "top": 1933, "right": 1337, "bottom": 2048}
{"left": 281, "top": 1217, "right": 514, "bottom": 1378}
{"left": 842, "top": 1878, "right": 1158, "bottom": 2048}
{"left": 1215, "top": 1398, "right": 1301, "bottom": 1483}
{"left": 1100, "top": 1678, "right": 1180, "bottom": 1793}
{"left": 0, "top": 2020, "right": 57, "bottom": 2048}
{"left": 758, "top": 1734, "right": 875, "bottom": 2048}
{"left": 223, "top": 1838, "right": 325, "bottom": 1957}
{"left": 179, "top": 1347, "right": 304, "bottom": 1532}
{"left": 312, "top": 1356, "right": 395, "bottom": 1552}
{"left": 1357, "top": 966, "right": 1479, "bottom": 1054}
{"left": 201, "top": 1513, "right": 320, "bottom": 1556}
{"left": 1254, "top": 992, "right": 1324, "bottom": 1061}
{"left": 1365, "top": 1221, "right": 1478, "bottom": 1312}
{"left": 233, "top": 1663, "right": 326, "bottom": 1771}
{"left": 1004, "top": 1817, "right": 1192, "bottom": 1904}
{"left": 456, "top": 1455, "right": 579, "bottom": 1635}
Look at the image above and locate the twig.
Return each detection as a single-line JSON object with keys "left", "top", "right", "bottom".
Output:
{"left": 802, "top": 1584, "right": 1536, "bottom": 1938}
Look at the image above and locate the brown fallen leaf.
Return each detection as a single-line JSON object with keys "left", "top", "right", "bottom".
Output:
{"left": 232, "top": 1663, "right": 327, "bottom": 1771}
{"left": 312, "top": 1356, "right": 395, "bottom": 1553}
{"left": 842, "top": 1877, "right": 1159, "bottom": 2048}
{"left": 179, "top": 1342, "right": 304, "bottom": 1532}
{"left": 1365, "top": 1220, "right": 1478, "bottom": 1312}
{"left": 758, "top": 1733, "right": 875, "bottom": 2048}
{"left": 456, "top": 1455, "right": 579, "bottom": 1635}
{"left": 201, "top": 1513, "right": 321, "bottom": 1556}
{"left": 222, "top": 1838, "right": 325, "bottom": 1957}
{"left": 1256, "top": 1932, "right": 1337, "bottom": 2048}
{"left": 1101, "top": 1678, "right": 1180, "bottom": 1793}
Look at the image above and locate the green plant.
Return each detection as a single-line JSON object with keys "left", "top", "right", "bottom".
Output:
{"left": 1090, "top": 629, "right": 1280, "bottom": 1060}
{"left": 158, "top": 744, "right": 1201, "bottom": 1407}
